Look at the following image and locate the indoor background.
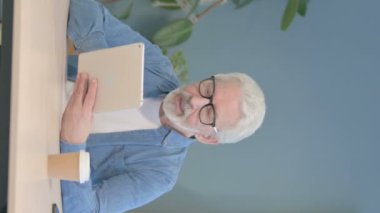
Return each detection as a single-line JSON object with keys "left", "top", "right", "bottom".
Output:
{"left": 105, "top": 0, "right": 380, "bottom": 212}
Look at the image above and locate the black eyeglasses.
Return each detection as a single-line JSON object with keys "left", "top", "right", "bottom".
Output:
{"left": 198, "top": 76, "right": 218, "bottom": 133}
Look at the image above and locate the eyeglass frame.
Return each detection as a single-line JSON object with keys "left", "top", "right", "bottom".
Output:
{"left": 198, "top": 76, "right": 218, "bottom": 133}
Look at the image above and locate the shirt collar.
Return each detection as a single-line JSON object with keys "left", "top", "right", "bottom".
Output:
{"left": 159, "top": 126, "right": 195, "bottom": 147}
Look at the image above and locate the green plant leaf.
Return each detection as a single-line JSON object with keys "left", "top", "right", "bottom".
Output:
{"left": 162, "top": 48, "right": 169, "bottom": 56}
{"left": 297, "top": 0, "right": 309, "bottom": 17}
{"left": 281, "top": 0, "right": 299, "bottom": 31}
{"left": 117, "top": 0, "right": 134, "bottom": 20}
{"left": 153, "top": 18, "right": 193, "bottom": 48}
{"left": 232, "top": 0, "right": 254, "bottom": 9}
{"left": 170, "top": 51, "right": 189, "bottom": 84}
{"left": 152, "top": 0, "right": 181, "bottom": 10}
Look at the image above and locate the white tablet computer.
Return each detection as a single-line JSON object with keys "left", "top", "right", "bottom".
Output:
{"left": 78, "top": 43, "right": 144, "bottom": 112}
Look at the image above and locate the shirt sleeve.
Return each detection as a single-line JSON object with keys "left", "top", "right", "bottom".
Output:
{"left": 67, "top": 0, "right": 108, "bottom": 52}
{"left": 59, "top": 141, "right": 178, "bottom": 213}
{"left": 67, "top": 0, "right": 170, "bottom": 65}
{"left": 61, "top": 167, "right": 175, "bottom": 213}
{"left": 60, "top": 140, "right": 86, "bottom": 153}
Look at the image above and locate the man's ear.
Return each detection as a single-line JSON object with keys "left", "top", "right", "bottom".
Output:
{"left": 194, "top": 133, "right": 218, "bottom": 145}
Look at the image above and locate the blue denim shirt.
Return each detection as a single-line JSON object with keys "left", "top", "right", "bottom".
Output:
{"left": 61, "top": 1, "right": 194, "bottom": 212}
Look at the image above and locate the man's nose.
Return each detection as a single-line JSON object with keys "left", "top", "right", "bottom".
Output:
{"left": 189, "top": 95, "right": 210, "bottom": 109}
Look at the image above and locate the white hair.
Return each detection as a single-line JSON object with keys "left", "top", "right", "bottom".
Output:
{"left": 214, "top": 73, "right": 266, "bottom": 144}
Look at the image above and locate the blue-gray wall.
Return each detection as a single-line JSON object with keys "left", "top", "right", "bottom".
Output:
{"left": 108, "top": 0, "right": 380, "bottom": 212}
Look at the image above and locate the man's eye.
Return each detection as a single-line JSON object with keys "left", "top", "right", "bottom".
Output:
{"left": 206, "top": 85, "right": 213, "bottom": 96}
{"left": 205, "top": 88, "right": 211, "bottom": 96}
{"left": 200, "top": 105, "right": 214, "bottom": 124}
{"left": 207, "top": 106, "right": 214, "bottom": 119}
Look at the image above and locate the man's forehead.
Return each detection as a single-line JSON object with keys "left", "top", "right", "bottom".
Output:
{"left": 214, "top": 80, "right": 242, "bottom": 129}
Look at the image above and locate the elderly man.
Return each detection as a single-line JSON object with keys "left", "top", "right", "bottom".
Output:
{"left": 61, "top": 0, "right": 266, "bottom": 212}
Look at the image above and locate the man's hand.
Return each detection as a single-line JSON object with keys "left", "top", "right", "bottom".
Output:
{"left": 60, "top": 73, "right": 97, "bottom": 144}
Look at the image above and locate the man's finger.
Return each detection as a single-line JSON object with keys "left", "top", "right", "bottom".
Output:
{"left": 73, "top": 72, "right": 89, "bottom": 105}
{"left": 83, "top": 77, "right": 98, "bottom": 112}
{"left": 67, "top": 73, "right": 81, "bottom": 105}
